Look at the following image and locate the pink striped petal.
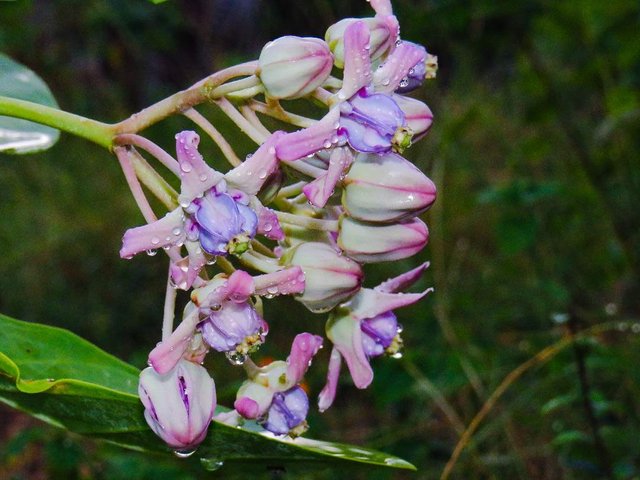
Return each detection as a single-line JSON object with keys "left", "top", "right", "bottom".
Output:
{"left": 253, "top": 267, "right": 306, "bottom": 297}
{"left": 326, "top": 313, "right": 373, "bottom": 389}
{"left": 349, "top": 288, "right": 431, "bottom": 321}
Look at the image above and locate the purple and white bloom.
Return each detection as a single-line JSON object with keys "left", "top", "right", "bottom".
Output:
{"left": 318, "top": 263, "right": 432, "bottom": 412}
{"left": 325, "top": 0, "right": 399, "bottom": 68}
{"left": 338, "top": 216, "right": 429, "bottom": 263}
{"left": 282, "top": 241, "right": 363, "bottom": 313}
{"left": 277, "top": 21, "right": 429, "bottom": 161}
{"left": 120, "top": 131, "right": 282, "bottom": 290}
{"left": 138, "top": 359, "right": 216, "bottom": 450}
{"left": 342, "top": 152, "right": 437, "bottom": 223}
{"left": 258, "top": 36, "right": 333, "bottom": 99}
{"left": 148, "top": 268, "right": 305, "bottom": 374}
{"left": 234, "top": 333, "right": 323, "bottom": 436}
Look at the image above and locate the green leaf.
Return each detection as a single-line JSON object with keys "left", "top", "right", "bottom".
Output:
{"left": 0, "top": 313, "right": 415, "bottom": 473}
{"left": 0, "top": 53, "right": 60, "bottom": 154}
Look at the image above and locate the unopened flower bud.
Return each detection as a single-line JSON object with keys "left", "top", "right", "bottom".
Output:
{"left": 326, "top": 16, "right": 398, "bottom": 68}
{"left": 258, "top": 36, "right": 333, "bottom": 99}
{"left": 283, "top": 242, "right": 363, "bottom": 313}
{"left": 392, "top": 94, "right": 433, "bottom": 140}
{"left": 138, "top": 359, "right": 216, "bottom": 451}
{"left": 342, "top": 152, "right": 436, "bottom": 223}
{"left": 338, "top": 216, "right": 428, "bottom": 263}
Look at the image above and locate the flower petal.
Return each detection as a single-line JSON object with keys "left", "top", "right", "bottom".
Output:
{"left": 148, "top": 309, "right": 201, "bottom": 374}
{"left": 370, "top": 0, "right": 393, "bottom": 16}
{"left": 286, "top": 333, "right": 323, "bottom": 385}
{"left": 349, "top": 287, "right": 430, "bottom": 321}
{"left": 340, "top": 21, "right": 372, "bottom": 99}
{"left": 326, "top": 313, "right": 373, "bottom": 389}
{"left": 120, "top": 208, "right": 185, "bottom": 259}
{"left": 318, "top": 346, "right": 342, "bottom": 412}
{"left": 375, "top": 262, "right": 430, "bottom": 293}
{"left": 175, "top": 131, "right": 223, "bottom": 206}
{"left": 276, "top": 108, "right": 341, "bottom": 161}
{"left": 225, "top": 132, "right": 284, "bottom": 195}
{"left": 303, "top": 147, "right": 353, "bottom": 207}
{"left": 255, "top": 205, "right": 285, "bottom": 240}
{"left": 253, "top": 267, "right": 306, "bottom": 297}
{"left": 373, "top": 41, "right": 426, "bottom": 93}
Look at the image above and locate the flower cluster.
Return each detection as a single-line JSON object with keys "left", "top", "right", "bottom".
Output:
{"left": 124, "top": 0, "right": 437, "bottom": 454}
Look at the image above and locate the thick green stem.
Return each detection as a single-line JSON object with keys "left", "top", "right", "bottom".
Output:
{"left": 0, "top": 96, "right": 114, "bottom": 149}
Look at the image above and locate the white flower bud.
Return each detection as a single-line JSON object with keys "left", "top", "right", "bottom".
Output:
{"left": 325, "top": 17, "right": 397, "bottom": 68}
{"left": 258, "top": 36, "right": 333, "bottom": 99}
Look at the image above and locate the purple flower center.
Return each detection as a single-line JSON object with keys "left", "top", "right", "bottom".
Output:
{"left": 199, "top": 301, "right": 265, "bottom": 354}
{"left": 339, "top": 89, "right": 407, "bottom": 154}
{"left": 263, "top": 386, "right": 309, "bottom": 435}
{"left": 190, "top": 187, "right": 258, "bottom": 256}
{"left": 360, "top": 311, "right": 400, "bottom": 358}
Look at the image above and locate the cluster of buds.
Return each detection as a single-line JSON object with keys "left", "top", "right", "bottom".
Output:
{"left": 123, "top": 0, "right": 437, "bottom": 454}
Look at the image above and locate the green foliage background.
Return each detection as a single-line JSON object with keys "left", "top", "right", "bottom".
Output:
{"left": 1, "top": 0, "right": 639, "bottom": 478}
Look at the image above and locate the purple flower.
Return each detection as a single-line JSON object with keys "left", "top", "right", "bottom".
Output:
{"left": 188, "top": 183, "right": 257, "bottom": 256}
{"left": 234, "top": 333, "right": 323, "bottom": 436}
{"left": 120, "top": 131, "right": 281, "bottom": 290}
{"left": 148, "top": 268, "right": 306, "bottom": 374}
{"left": 277, "top": 21, "right": 430, "bottom": 162}
{"left": 138, "top": 359, "right": 216, "bottom": 450}
{"left": 318, "top": 263, "right": 432, "bottom": 412}
{"left": 263, "top": 386, "right": 310, "bottom": 436}
{"left": 199, "top": 297, "right": 267, "bottom": 356}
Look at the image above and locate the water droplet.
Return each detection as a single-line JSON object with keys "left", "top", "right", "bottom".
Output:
{"left": 174, "top": 448, "right": 196, "bottom": 458}
{"left": 225, "top": 351, "right": 247, "bottom": 365}
{"left": 206, "top": 257, "right": 217, "bottom": 265}
{"left": 151, "top": 237, "right": 160, "bottom": 245}
{"left": 391, "top": 352, "right": 403, "bottom": 359}
{"left": 199, "top": 174, "right": 208, "bottom": 182}
{"left": 267, "top": 286, "right": 278, "bottom": 295}
{"left": 337, "top": 92, "right": 346, "bottom": 100}
{"left": 172, "top": 227, "right": 182, "bottom": 236}
{"left": 323, "top": 140, "right": 332, "bottom": 149}
{"left": 397, "top": 323, "right": 404, "bottom": 333}
{"left": 258, "top": 170, "right": 268, "bottom": 179}
{"left": 264, "top": 223, "right": 272, "bottom": 232}
{"left": 382, "top": 79, "right": 390, "bottom": 86}
{"left": 146, "top": 249, "right": 157, "bottom": 256}
{"left": 200, "top": 458, "right": 224, "bottom": 471}
{"left": 181, "top": 162, "right": 193, "bottom": 173}
{"left": 268, "top": 146, "right": 276, "bottom": 155}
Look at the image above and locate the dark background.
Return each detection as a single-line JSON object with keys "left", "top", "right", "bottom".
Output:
{"left": 1, "top": 0, "right": 639, "bottom": 478}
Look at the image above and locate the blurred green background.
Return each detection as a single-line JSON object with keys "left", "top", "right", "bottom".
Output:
{"left": 1, "top": 0, "right": 640, "bottom": 478}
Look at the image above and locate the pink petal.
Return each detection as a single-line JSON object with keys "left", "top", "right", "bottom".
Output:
{"left": 175, "top": 131, "right": 224, "bottom": 206}
{"left": 120, "top": 208, "right": 185, "bottom": 259}
{"left": 287, "top": 333, "right": 324, "bottom": 384}
{"left": 370, "top": 0, "right": 393, "bottom": 16}
{"left": 225, "top": 270, "right": 256, "bottom": 303}
{"left": 169, "top": 240, "right": 207, "bottom": 290}
{"left": 340, "top": 21, "right": 373, "bottom": 99}
{"left": 375, "top": 262, "right": 430, "bottom": 293}
{"left": 303, "top": 147, "right": 353, "bottom": 207}
{"left": 373, "top": 42, "right": 426, "bottom": 94}
{"left": 148, "top": 310, "right": 201, "bottom": 374}
{"left": 225, "top": 132, "right": 284, "bottom": 195}
{"left": 253, "top": 267, "right": 306, "bottom": 297}
{"left": 350, "top": 288, "right": 431, "bottom": 321}
{"left": 327, "top": 314, "right": 373, "bottom": 389}
{"left": 275, "top": 108, "right": 341, "bottom": 161}
{"left": 255, "top": 206, "right": 285, "bottom": 240}
{"left": 318, "top": 346, "right": 342, "bottom": 412}
{"left": 234, "top": 397, "right": 260, "bottom": 419}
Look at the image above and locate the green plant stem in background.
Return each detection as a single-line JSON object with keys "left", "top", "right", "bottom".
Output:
{"left": 0, "top": 95, "right": 114, "bottom": 149}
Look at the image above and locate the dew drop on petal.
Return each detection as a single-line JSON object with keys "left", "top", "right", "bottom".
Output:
{"left": 151, "top": 237, "right": 160, "bottom": 245}
{"left": 181, "top": 162, "right": 193, "bottom": 173}
{"left": 146, "top": 249, "right": 157, "bottom": 256}
{"left": 199, "top": 174, "right": 208, "bottom": 182}
{"left": 173, "top": 228, "right": 182, "bottom": 236}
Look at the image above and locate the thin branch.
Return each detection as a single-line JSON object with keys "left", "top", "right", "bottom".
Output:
{"left": 215, "top": 97, "right": 268, "bottom": 145}
{"left": 113, "top": 133, "right": 180, "bottom": 176}
{"left": 114, "top": 146, "right": 157, "bottom": 223}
